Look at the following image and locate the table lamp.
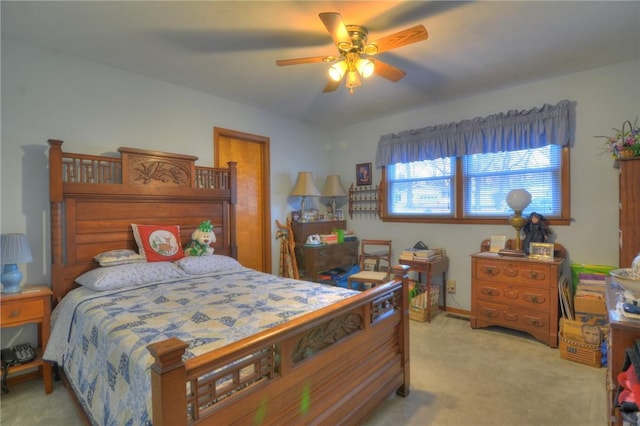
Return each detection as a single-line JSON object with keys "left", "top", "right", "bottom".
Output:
{"left": 1, "top": 233, "right": 33, "bottom": 293}
{"left": 321, "top": 175, "right": 347, "bottom": 218}
{"left": 290, "top": 172, "right": 320, "bottom": 222}
{"left": 506, "top": 189, "right": 532, "bottom": 252}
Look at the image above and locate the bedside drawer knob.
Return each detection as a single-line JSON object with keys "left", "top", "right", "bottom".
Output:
{"left": 10, "top": 310, "right": 20, "bottom": 318}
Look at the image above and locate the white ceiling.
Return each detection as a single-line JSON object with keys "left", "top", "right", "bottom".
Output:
{"left": 2, "top": 1, "right": 639, "bottom": 128}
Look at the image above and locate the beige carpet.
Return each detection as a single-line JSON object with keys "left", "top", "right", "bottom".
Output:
{"left": 1, "top": 313, "right": 607, "bottom": 425}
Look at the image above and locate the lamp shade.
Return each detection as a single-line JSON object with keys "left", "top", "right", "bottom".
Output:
{"left": 506, "top": 189, "right": 532, "bottom": 212}
{"left": 1, "top": 234, "right": 33, "bottom": 265}
{"left": 289, "top": 172, "right": 320, "bottom": 197}
{"left": 321, "top": 175, "right": 348, "bottom": 197}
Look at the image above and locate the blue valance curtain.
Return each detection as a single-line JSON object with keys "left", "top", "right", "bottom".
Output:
{"left": 375, "top": 99, "right": 573, "bottom": 167}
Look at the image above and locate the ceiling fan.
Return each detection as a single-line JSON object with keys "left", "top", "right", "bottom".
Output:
{"left": 276, "top": 12, "right": 428, "bottom": 95}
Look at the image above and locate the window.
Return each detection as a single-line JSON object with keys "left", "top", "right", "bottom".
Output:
{"left": 383, "top": 145, "right": 570, "bottom": 224}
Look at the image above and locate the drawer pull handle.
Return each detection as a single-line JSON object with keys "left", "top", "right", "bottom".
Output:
{"left": 524, "top": 294, "right": 545, "bottom": 304}
{"left": 10, "top": 310, "right": 20, "bottom": 318}
{"left": 484, "top": 266, "right": 498, "bottom": 276}
{"left": 524, "top": 316, "right": 544, "bottom": 327}
{"left": 481, "top": 308, "right": 499, "bottom": 318}
{"left": 525, "top": 270, "right": 545, "bottom": 280}
{"left": 481, "top": 288, "right": 499, "bottom": 297}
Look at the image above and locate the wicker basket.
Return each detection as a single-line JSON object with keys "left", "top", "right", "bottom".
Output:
{"left": 409, "top": 287, "right": 440, "bottom": 322}
{"left": 616, "top": 120, "right": 639, "bottom": 158}
{"left": 559, "top": 332, "right": 602, "bottom": 368}
{"left": 618, "top": 148, "right": 637, "bottom": 158}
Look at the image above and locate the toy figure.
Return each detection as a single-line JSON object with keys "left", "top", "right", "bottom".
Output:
{"left": 184, "top": 220, "right": 215, "bottom": 256}
{"left": 522, "top": 212, "right": 550, "bottom": 254}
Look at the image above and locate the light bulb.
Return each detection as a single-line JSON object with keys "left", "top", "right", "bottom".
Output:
{"left": 328, "top": 61, "right": 347, "bottom": 82}
{"left": 357, "top": 58, "right": 374, "bottom": 78}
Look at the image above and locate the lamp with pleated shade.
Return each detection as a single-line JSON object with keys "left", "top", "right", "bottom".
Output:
{"left": 321, "top": 175, "right": 348, "bottom": 218}
{"left": 1, "top": 234, "right": 33, "bottom": 293}
{"left": 290, "top": 172, "right": 321, "bottom": 222}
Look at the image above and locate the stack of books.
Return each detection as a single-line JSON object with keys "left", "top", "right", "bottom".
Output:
{"left": 400, "top": 248, "right": 445, "bottom": 262}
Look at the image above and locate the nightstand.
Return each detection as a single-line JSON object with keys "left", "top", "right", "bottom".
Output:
{"left": 0, "top": 285, "right": 53, "bottom": 394}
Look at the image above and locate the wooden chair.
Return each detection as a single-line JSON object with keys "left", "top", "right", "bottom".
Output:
{"left": 347, "top": 239, "right": 393, "bottom": 290}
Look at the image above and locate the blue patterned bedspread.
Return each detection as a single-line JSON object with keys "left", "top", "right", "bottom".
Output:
{"left": 44, "top": 268, "right": 358, "bottom": 426}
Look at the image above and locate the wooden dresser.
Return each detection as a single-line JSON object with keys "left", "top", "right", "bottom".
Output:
{"left": 292, "top": 220, "right": 358, "bottom": 282}
{"left": 470, "top": 250, "right": 565, "bottom": 347}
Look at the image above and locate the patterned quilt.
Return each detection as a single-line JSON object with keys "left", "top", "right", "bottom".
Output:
{"left": 44, "top": 268, "right": 358, "bottom": 426}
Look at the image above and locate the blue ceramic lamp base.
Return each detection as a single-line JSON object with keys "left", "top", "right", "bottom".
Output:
{"left": 1, "top": 263, "right": 23, "bottom": 293}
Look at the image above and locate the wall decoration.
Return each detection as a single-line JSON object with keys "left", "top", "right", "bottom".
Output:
{"left": 356, "top": 163, "right": 372, "bottom": 186}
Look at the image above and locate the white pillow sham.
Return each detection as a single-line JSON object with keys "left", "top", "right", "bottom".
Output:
{"left": 76, "top": 261, "right": 187, "bottom": 291}
{"left": 174, "top": 255, "right": 244, "bottom": 275}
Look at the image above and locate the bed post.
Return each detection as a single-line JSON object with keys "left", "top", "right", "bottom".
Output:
{"left": 148, "top": 337, "right": 189, "bottom": 426}
{"left": 48, "top": 139, "right": 65, "bottom": 304}
{"left": 227, "top": 161, "right": 238, "bottom": 259}
{"left": 393, "top": 264, "right": 411, "bottom": 397}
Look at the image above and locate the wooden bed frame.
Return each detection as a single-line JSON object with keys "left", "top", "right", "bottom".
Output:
{"left": 48, "top": 139, "right": 411, "bottom": 425}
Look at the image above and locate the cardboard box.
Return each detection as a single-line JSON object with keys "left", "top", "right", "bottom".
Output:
{"left": 574, "top": 283, "right": 606, "bottom": 318}
{"left": 560, "top": 318, "right": 607, "bottom": 345}
{"left": 574, "top": 313, "right": 607, "bottom": 326}
{"left": 559, "top": 332, "right": 602, "bottom": 368}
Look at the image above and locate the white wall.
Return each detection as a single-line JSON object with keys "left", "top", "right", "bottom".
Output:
{"left": 1, "top": 40, "right": 333, "bottom": 346}
{"left": 331, "top": 59, "right": 640, "bottom": 311}
{"left": 2, "top": 39, "right": 639, "bottom": 325}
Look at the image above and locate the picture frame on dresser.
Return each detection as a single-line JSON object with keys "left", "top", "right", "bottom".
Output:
{"left": 529, "top": 242, "right": 554, "bottom": 260}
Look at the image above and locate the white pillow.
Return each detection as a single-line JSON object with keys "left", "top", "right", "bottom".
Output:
{"left": 76, "top": 262, "right": 187, "bottom": 291}
{"left": 94, "top": 249, "right": 145, "bottom": 267}
{"left": 174, "top": 255, "right": 244, "bottom": 275}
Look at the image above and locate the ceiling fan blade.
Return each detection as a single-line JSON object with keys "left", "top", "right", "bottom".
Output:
{"left": 372, "top": 59, "right": 406, "bottom": 82}
{"left": 323, "top": 79, "right": 341, "bottom": 93}
{"left": 276, "top": 55, "right": 337, "bottom": 66}
{"left": 319, "top": 12, "right": 352, "bottom": 50}
{"left": 366, "top": 25, "right": 428, "bottom": 55}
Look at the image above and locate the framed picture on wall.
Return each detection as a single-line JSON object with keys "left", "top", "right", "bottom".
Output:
{"left": 356, "top": 162, "right": 372, "bottom": 186}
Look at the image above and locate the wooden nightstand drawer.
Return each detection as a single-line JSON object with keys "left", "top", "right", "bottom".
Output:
{"left": 0, "top": 285, "right": 53, "bottom": 394}
{"left": 1, "top": 299, "right": 44, "bottom": 324}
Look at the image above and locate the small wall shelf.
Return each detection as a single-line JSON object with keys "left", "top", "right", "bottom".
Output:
{"left": 348, "top": 183, "right": 381, "bottom": 219}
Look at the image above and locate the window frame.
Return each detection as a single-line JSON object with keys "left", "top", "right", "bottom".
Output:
{"left": 380, "top": 146, "right": 571, "bottom": 225}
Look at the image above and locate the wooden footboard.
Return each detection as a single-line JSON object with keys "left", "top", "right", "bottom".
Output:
{"left": 148, "top": 266, "right": 410, "bottom": 425}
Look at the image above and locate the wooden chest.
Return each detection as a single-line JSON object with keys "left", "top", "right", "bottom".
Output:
{"left": 470, "top": 252, "right": 565, "bottom": 347}
{"left": 296, "top": 240, "right": 359, "bottom": 282}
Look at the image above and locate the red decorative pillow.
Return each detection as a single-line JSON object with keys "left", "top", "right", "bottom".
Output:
{"left": 131, "top": 224, "right": 185, "bottom": 262}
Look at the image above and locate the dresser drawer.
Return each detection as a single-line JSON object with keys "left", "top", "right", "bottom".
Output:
{"left": 474, "top": 258, "right": 552, "bottom": 288}
{"left": 475, "top": 280, "right": 550, "bottom": 313}
{"left": 1, "top": 299, "right": 44, "bottom": 325}
{"left": 475, "top": 300, "right": 549, "bottom": 334}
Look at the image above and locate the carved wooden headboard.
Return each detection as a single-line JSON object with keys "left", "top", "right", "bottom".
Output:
{"left": 48, "top": 139, "right": 238, "bottom": 304}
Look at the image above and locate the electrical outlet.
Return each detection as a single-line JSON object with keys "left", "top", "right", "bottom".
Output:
{"left": 446, "top": 279, "right": 456, "bottom": 293}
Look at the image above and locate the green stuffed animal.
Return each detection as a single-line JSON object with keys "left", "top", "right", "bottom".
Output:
{"left": 184, "top": 220, "right": 215, "bottom": 256}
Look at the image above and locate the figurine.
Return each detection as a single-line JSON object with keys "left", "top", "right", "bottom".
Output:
{"left": 522, "top": 212, "right": 550, "bottom": 254}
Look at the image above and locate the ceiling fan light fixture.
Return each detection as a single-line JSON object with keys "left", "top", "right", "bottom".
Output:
{"left": 356, "top": 58, "right": 374, "bottom": 78}
{"left": 328, "top": 61, "right": 347, "bottom": 82}
{"left": 345, "top": 70, "right": 361, "bottom": 93}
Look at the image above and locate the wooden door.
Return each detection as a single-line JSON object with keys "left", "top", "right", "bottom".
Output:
{"left": 214, "top": 127, "right": 271, "bottom": 272}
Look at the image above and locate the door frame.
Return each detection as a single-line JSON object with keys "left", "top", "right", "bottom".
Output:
{"left": 214, "top": 127, "right": 272, "bottom": 273}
